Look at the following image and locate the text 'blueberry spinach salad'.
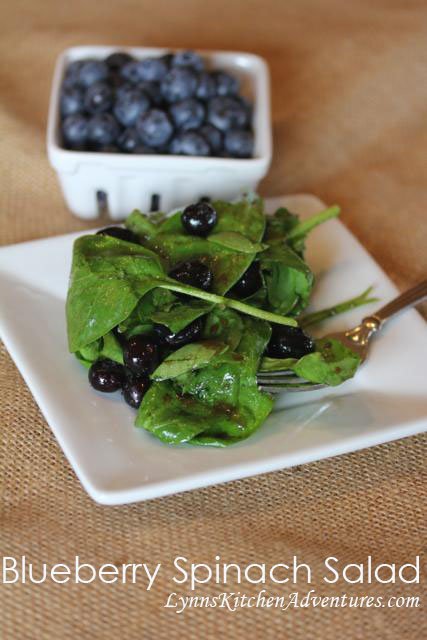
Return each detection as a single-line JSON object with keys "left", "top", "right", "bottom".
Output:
{"left": 66, "top": 198, "right": 376, "bottom": 446}
{"left": 60, "top": 50, "right": 254, "bottom": 157}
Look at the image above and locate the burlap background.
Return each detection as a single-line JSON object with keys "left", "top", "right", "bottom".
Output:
{"left": 0, "top": 1, "right": 426, "bottom": 638}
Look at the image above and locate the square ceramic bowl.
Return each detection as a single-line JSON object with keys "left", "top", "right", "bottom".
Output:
{"left": 47, "top": 45, "right": 272, "bottom": 221}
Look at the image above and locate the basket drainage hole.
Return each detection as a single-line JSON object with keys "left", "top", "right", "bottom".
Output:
{"left": 150, "top": 194, "right": 160, "bottom": 212}
{"left": 96, "top": 190, "right": 108, "bottom": 216}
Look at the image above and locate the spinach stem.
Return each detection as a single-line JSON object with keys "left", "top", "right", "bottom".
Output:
{"left": 286, "top": 205, "right": 341, "bottom": 241}
{"left": 300, "top": 286, "right": 378, "bottom": 328}
{"left": 157, "top": 282, "right": 298, "bottom": 327}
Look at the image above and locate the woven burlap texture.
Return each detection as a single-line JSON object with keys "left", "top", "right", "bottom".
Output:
{"left": 1, "top": 1, "right": 426, "bottom": 638}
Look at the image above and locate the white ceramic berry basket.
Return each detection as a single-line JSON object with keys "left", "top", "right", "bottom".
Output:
{"left": 47, "top": 45, "right": 272, "bottom": 221}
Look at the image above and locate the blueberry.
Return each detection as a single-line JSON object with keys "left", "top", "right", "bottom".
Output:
{"left": 115, "top": 82, "right": 135, "bottom": 100}
{"left": 169, "top": 260, "right": 213, "bottom": 290}
{"left": 120, "top": 60, "right": 141, "bottom": 84}
{"left": 136, "top": 81, "right": 163, "bottom": 106}
{"left": 224, "top": 129, "right": 254, "bottom": 158}
{"left": 153, "top": 317, "right": 204, "bottom": 349}
{"left": 88, "top": 359, "right": 124, "bottom": 392}
{"left": 62, "top": 114, "right": 89, "bottom": 147}
{"left": 123, "top": 335, "right": 160, "bottom": 375}
{"left": 161, "top": 53, "right": 174, "bottom": 68}
{"left": 207, "top": 96, "right": 248, "bottom": 131}
{"left": 96, "top": 226, "right": 140, "bottom": 243}
{"left": 108, "top": 71, "right": 127, "bottom": 90}
{"left": 122, "top": 374, "right": 151, "bottom": 408}
{"left": 105, "top": 51, "right": 134, "bottom": 71}
{"left": 170, "top": 98, "right": 205, "bottom": 131}
{"left": 84, "top": 82, "right": 113, "bottom": 114}
{"left": 136, "top": 109, "right": 174, "bottom": 147}
{"left": 228, "top": 261, "right": 262, "bottom": 298}
{"left": 136, "top": 57, "right": 168, "bottom": 82}
{"left": 181, "top": 202, "right": 217, "bottom": 236}
{"left": 117, "top": 127, "right": 140, "bottom": 152}
{"left": 212, "top": 71, "right": 240, "bottom": 96}
{"left": 161, "top": 67, "right": 198, "bottom": 103}
{"left": 169, "top": 131, "right": 210, "bottom": 156}
{"left": 171, "top": 50, "right": 204, "bottom": 72}
{"left": 266, "top": 325, "right": 315, "bottom": 359}
{"left": 63, "top": 60, "right": 84, "bottom": 88}
{"left": 238, "top": 95, "right": 253, "bottom": 120}
{"left": 60, "top": 86, "right": 84, "bottom": 116}
{"left": 196, "top": 72, "right": 217, "bottom": 100}
{"left": 87, "top": 113, "right": 119, "bottom": 147}
{"left": 78, "top": 59, "right": 108, "bottom": 88}
{"left": 113, "top": 89, "right": 150, "bottom": 127}
{"left": 199, "top": 124, "right": 223, "bottom": 154}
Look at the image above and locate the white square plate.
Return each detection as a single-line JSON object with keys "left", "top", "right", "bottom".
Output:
{"left": 1, "top": 195, "right": 426, "bottom": 504}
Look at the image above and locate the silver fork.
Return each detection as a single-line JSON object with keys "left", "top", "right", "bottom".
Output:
{"left": 257, "top": 280, "right": 427, "bottom": 394}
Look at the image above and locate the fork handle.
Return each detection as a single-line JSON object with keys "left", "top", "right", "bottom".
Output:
{"left": 365, "top": 279, "right": 427, "bottom": 327}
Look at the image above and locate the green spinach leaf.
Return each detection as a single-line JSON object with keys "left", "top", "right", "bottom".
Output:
{"left": 264, "top": 207, "right": 300, "bottom": 241}
{"left": 260, "top": 243, "right": 314, "bottom": 315}
{"left": 151, "top": 341, "right": 229, "bottom": 381}
{"left": 207, "top": 231, "right": 267, "bottom": 254}
{"left": 285, "top": 205, "right": 340, "bottom": 255}
{"left": 137, "top": 317, "right": 273, "bottom": 445}
{"left": 150, "top": 298, "right": 213, "bottom": 334}
{"left": 75, "top": 331, "right": 124, "bottom": 367}
{"left": 66, "top": 235, "right": 166, "bottom": 352}
{"left": 125, "top": 210, "right": 159, "bottom": 242}
{"left": 203, "top": 308, "right": 244, "bottom": 350}
{"left": 260, "top": 338, "right": 361, "bottom": 386}
{"left": 293, "top": 337, "right": 361, "bottom": 386}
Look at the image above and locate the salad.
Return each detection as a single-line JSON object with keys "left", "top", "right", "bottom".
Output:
{"left": 66, "top": 198, "right": 375, "bottom": 446}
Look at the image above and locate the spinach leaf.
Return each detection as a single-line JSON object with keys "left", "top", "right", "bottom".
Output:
{"left": 77, "top": 339, "right": 102, "bottom": 364}
{"left": 264, "top": 207, "right": 300, "bottom": 241}
{"left": 207, "top": 231, "right": 267, "bottom": 254}
{"left": 295, "top": 338, "right": 361, "bottom": 385}
{"left": 203, "top": 308, "right": 244, "bottom": 350}
{"left": 264, "top": 205, "right": 340, "bottom": 256}
{"left": 137, "top": 317, "right": 273, "bottom": 446}
{"left": 150, "top": 299, "right": 213, "bottom": 334}
{"left": 260, "top": 337, "right": 361, "bottom": 386}
{"left": 101, "top": 331, "right": 124, "bottom": 364}
{"left": 125, "top": 210, "right": 158, "bottom": 242}
{"left": 118, "top": 287, "right": 183, "bottom": 336}
{"left": 66, "top": 235, "right": 166, "bottom": 352}
{"left": 260, "top": 243, "right": 314, "bottom": 316}
{"left": 151, "top": 341, "right": 229, "bottom": 381}
{"left": 136, "top": 380, "right": 237, "bottom": 445}
{"left": 259, "top": 356, "right": 298, "bottom": 372}
{"left": 75, "top": 331, "right": 124, "bottom": 367}
{"left": 285, "top": 205, "right": 340, "bottom": 255}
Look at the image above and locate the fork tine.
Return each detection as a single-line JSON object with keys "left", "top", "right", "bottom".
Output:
{"left": 259, "top": 381, "right": 326, "bottom": 393}
{"left": 258, "top": 374, "right": 307, "bottom": 385}
{"left": 257, "top": 369, "right": 298, "bottom": 378}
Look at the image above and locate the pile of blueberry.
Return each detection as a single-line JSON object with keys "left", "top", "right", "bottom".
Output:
{"left": 88, "top": 202, "right": 315, "bottom": 408}
{"left": 60, "top": 50, "right": 254, "bottom": 158}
